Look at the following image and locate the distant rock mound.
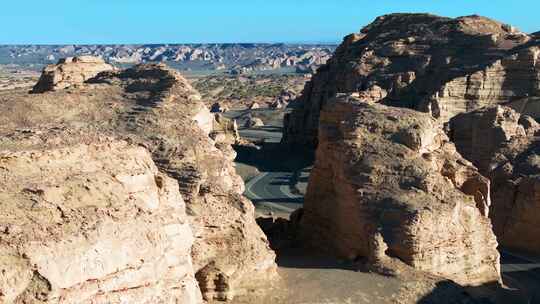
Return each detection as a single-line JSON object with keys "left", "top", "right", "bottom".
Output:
{"left": 0, "top": 129, "right": 202, "bottom": 303}
{"left": 244, "top": 116, "right": 265, "bottom": 128}
{"left": 32, "top": 56, "right": 114, "bottom": 93}
{"left": 4, "top": 62, "right": 278, "bottom": 301}
{"left": 283, "top": 13, "right": 537, "bottom": 147}
{"left": 450, "top": 106, "right": 540, "bottom": 254}
{"left": 248, "top": 102, "right": 260, "bottom": 110}
{"left": 299, "top": 95, "right": 501, "bottom": 286}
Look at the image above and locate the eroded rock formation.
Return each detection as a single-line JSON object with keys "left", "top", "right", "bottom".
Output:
{"left": 32, "top": 56, "right": 115, "bottom": 93}
{"left": 2, "top": 62, "right": 278, "bottom": 301}
{"left": 283, "top": 13, "right": 538, "bottom": 147}
{"left": 300, "top": 95, "right": 501, "bottom": 286}
{"left": 450, "top": 106, "right": 540, "bottom": 254}
{"left": 0, "top": 130, "right": 202, "bottom": 303}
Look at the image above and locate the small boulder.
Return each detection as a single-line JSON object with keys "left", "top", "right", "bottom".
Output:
{"left": 248, "top": 102, "right": 260, "bottom": 110}
{"left": 244, "top": 117, "right": 264, "bottom": 128}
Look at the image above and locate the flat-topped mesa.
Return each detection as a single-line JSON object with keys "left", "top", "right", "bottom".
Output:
{"left": 283, "top": 13, "right": 537, "bottom": 147}
{"left": 3, "top": 62, "right": 278, "bottom": 301}
{"left": 450, "top": 106, "right": 540, "bottom": 254}
{"left": 32, "top": 56, "right": 115, "bottom": 93}
{"left": 0, "top": 129, "right": 202, "bottom": 303}
{"left": 299, "top": 94, "right": 501, "bottom": 286}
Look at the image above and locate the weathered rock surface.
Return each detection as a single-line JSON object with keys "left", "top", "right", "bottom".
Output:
{"left": 211, "top": 113, "right": 240, "bottom": 145}
{"left": 283, "top": 13, "right": 538, "bottom": 147}
{"left": 300, "top": 95, "right": 501, "bottom": 286}
{"left": 244, "top": 117, "right": 265, "bottom": 128}
{"left": 32, "top": 56, "right": 115, "bottom": 93}
{"left": 450, "top": 105, "right": 540, "bottom": 254}
{"left": 1, "top": 63, "right": 278, "bottom": 301}
{"left": 0, "top": 129, "right": 202, "bottom": 303}
{"left": 248, "top": 102, "right": 260, "bottom": 110}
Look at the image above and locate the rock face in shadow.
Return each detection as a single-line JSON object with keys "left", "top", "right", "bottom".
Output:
{"left": 32, "top": 56, "right": 115, "bottom": 93}
{"left": 299, "top": 95, "right": 501, "bottom": 286}
{"left": 283, "top": 13, "right": 538, "bottom": 147}
{"left": 0, "top": 130, "right": 202, "bottom": 303}
{"left": 1, "top": 63, "right": 278, "bottom": 301}
{"left": 449, "top": 106, "right": 540, "bottom": 254}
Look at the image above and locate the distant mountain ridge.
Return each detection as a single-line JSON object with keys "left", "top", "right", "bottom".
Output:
{"left": 0, "top": 43, "right": 337, "bottom": 74}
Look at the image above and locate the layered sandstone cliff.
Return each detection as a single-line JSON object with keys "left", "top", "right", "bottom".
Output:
{"left": 450, "top": 106, "right": 540, "bottom": 254}
{"left": 2, "top": 63, "right": 278, "bottom": 301}
{"left": 283, "top": 13, "right": 538, "bottom": 147}
{"left": 32, "top": 56, "right": 115, "bottom": 93}
{"left": 300, "top": 95, "right": 501, "bottom": 286}
{"left": 0, "top": 130, "right": 202, "bottom": 303}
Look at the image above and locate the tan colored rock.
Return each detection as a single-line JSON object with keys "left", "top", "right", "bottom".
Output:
{"left": 420, "top": 45, "right": 540, "bottom": 121}
{"left": 300, "top": 95, "right": 500, "bottom": 286}
{"left": 449, "top": 106, "right": 530, "bottom": 173}
{"left": 0, "top": 129, "right": 202, "bottom": 303}
{"left": 283, "top": 13, "right": 537, "bottom": 147}
{"left": 248, "top": 102, "right": 260, "bottom": 109}
{"left": 211, "top": 113, "right": 240, "bottom": 145}
{"left": 32, "top": 56, "right": 115, "bottom": 93}
{"left": 450, "top": 105, "right": 540, "bottom": 254}
{"left": 244, "top": 117, "right": 264, "bottom": 128}
{"left": 3, "top": 62, "right": 278, "bottom": 301}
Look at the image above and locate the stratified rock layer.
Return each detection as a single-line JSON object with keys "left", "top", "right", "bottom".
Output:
{"left": 450, "top": 106, "right": 540, "bottom": 254}
{"left": 0, "top": 130, "right": 202, "bottom": 303}
{"left": 32, "top": 56, "right": 115, "bottom": 93}
{"left": 283, "top": 13, "right": 538, "bottom": 147}
{"left": 1, "top": 63, "right": 278, "bottom": 301}
{"left": 300, "top": 95, "right": 500, "bottom": 286}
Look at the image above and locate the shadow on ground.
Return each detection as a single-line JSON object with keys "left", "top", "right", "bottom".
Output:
{"left": 234, "top": 142, "right": 314, "bottom": 173}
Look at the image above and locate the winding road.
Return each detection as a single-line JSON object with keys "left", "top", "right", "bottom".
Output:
{"left": 244, "top": 171, "right": 304, "bottom": 213}
{"left": 500, "top": 250, "right": 540, "bottom": 303}
{"left": 233, "top": 109, "right": 309, "bottom": 214}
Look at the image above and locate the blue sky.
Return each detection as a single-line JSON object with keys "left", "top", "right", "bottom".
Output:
{"left": 1, "top": 0, "right": 538, "bottom": 44}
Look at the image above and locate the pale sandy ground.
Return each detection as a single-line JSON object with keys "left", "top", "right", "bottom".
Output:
{"left": 220, "top": 246, "right": 494, "bottom": 304}
{"left": 0, "top": 65, "right": 39, "bottom": 91}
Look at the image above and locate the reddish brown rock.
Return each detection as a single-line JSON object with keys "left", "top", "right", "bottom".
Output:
{"left": 300, "top": 94, "right": 500, "bottom": 286}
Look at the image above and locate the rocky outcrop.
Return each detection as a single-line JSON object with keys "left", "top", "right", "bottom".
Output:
{"left": 271, "top": 89, "right": 297, "bottom": 109}
{"left": 283, "top": 13, "right": 537, "bottom": 147}
{"left": 300, "top": 95, "right": 500, "bottom": 286}
{"left": 211, "top": 113, "right": 240, "bottom": 145}
{"left": 2, "top": 63, "right": 278, "bottom": 301}
{"left": 244, "top": 117, "right": 264, "bottom": 128}
{"left": 449, "top": 106, "right": 540, "bottom": 254}
{"left": 32, "top": 56, "right": 114, "bottom": 93}
{"left": 248, "top": 102, "right": 260, "bottom": 110}
{"left": 0, "top": 130, "right": 202, "bottom": 303}
{"left": 210, "top": 102, "right": 229, "bottom": 113}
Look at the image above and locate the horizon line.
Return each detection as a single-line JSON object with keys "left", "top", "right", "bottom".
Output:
{"left": 0, "top": 41, "right": 341, "bottom": 47}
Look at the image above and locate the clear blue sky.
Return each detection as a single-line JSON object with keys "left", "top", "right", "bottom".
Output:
{"left": 1, "top": 0, "right": 538, "bottom": 44}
